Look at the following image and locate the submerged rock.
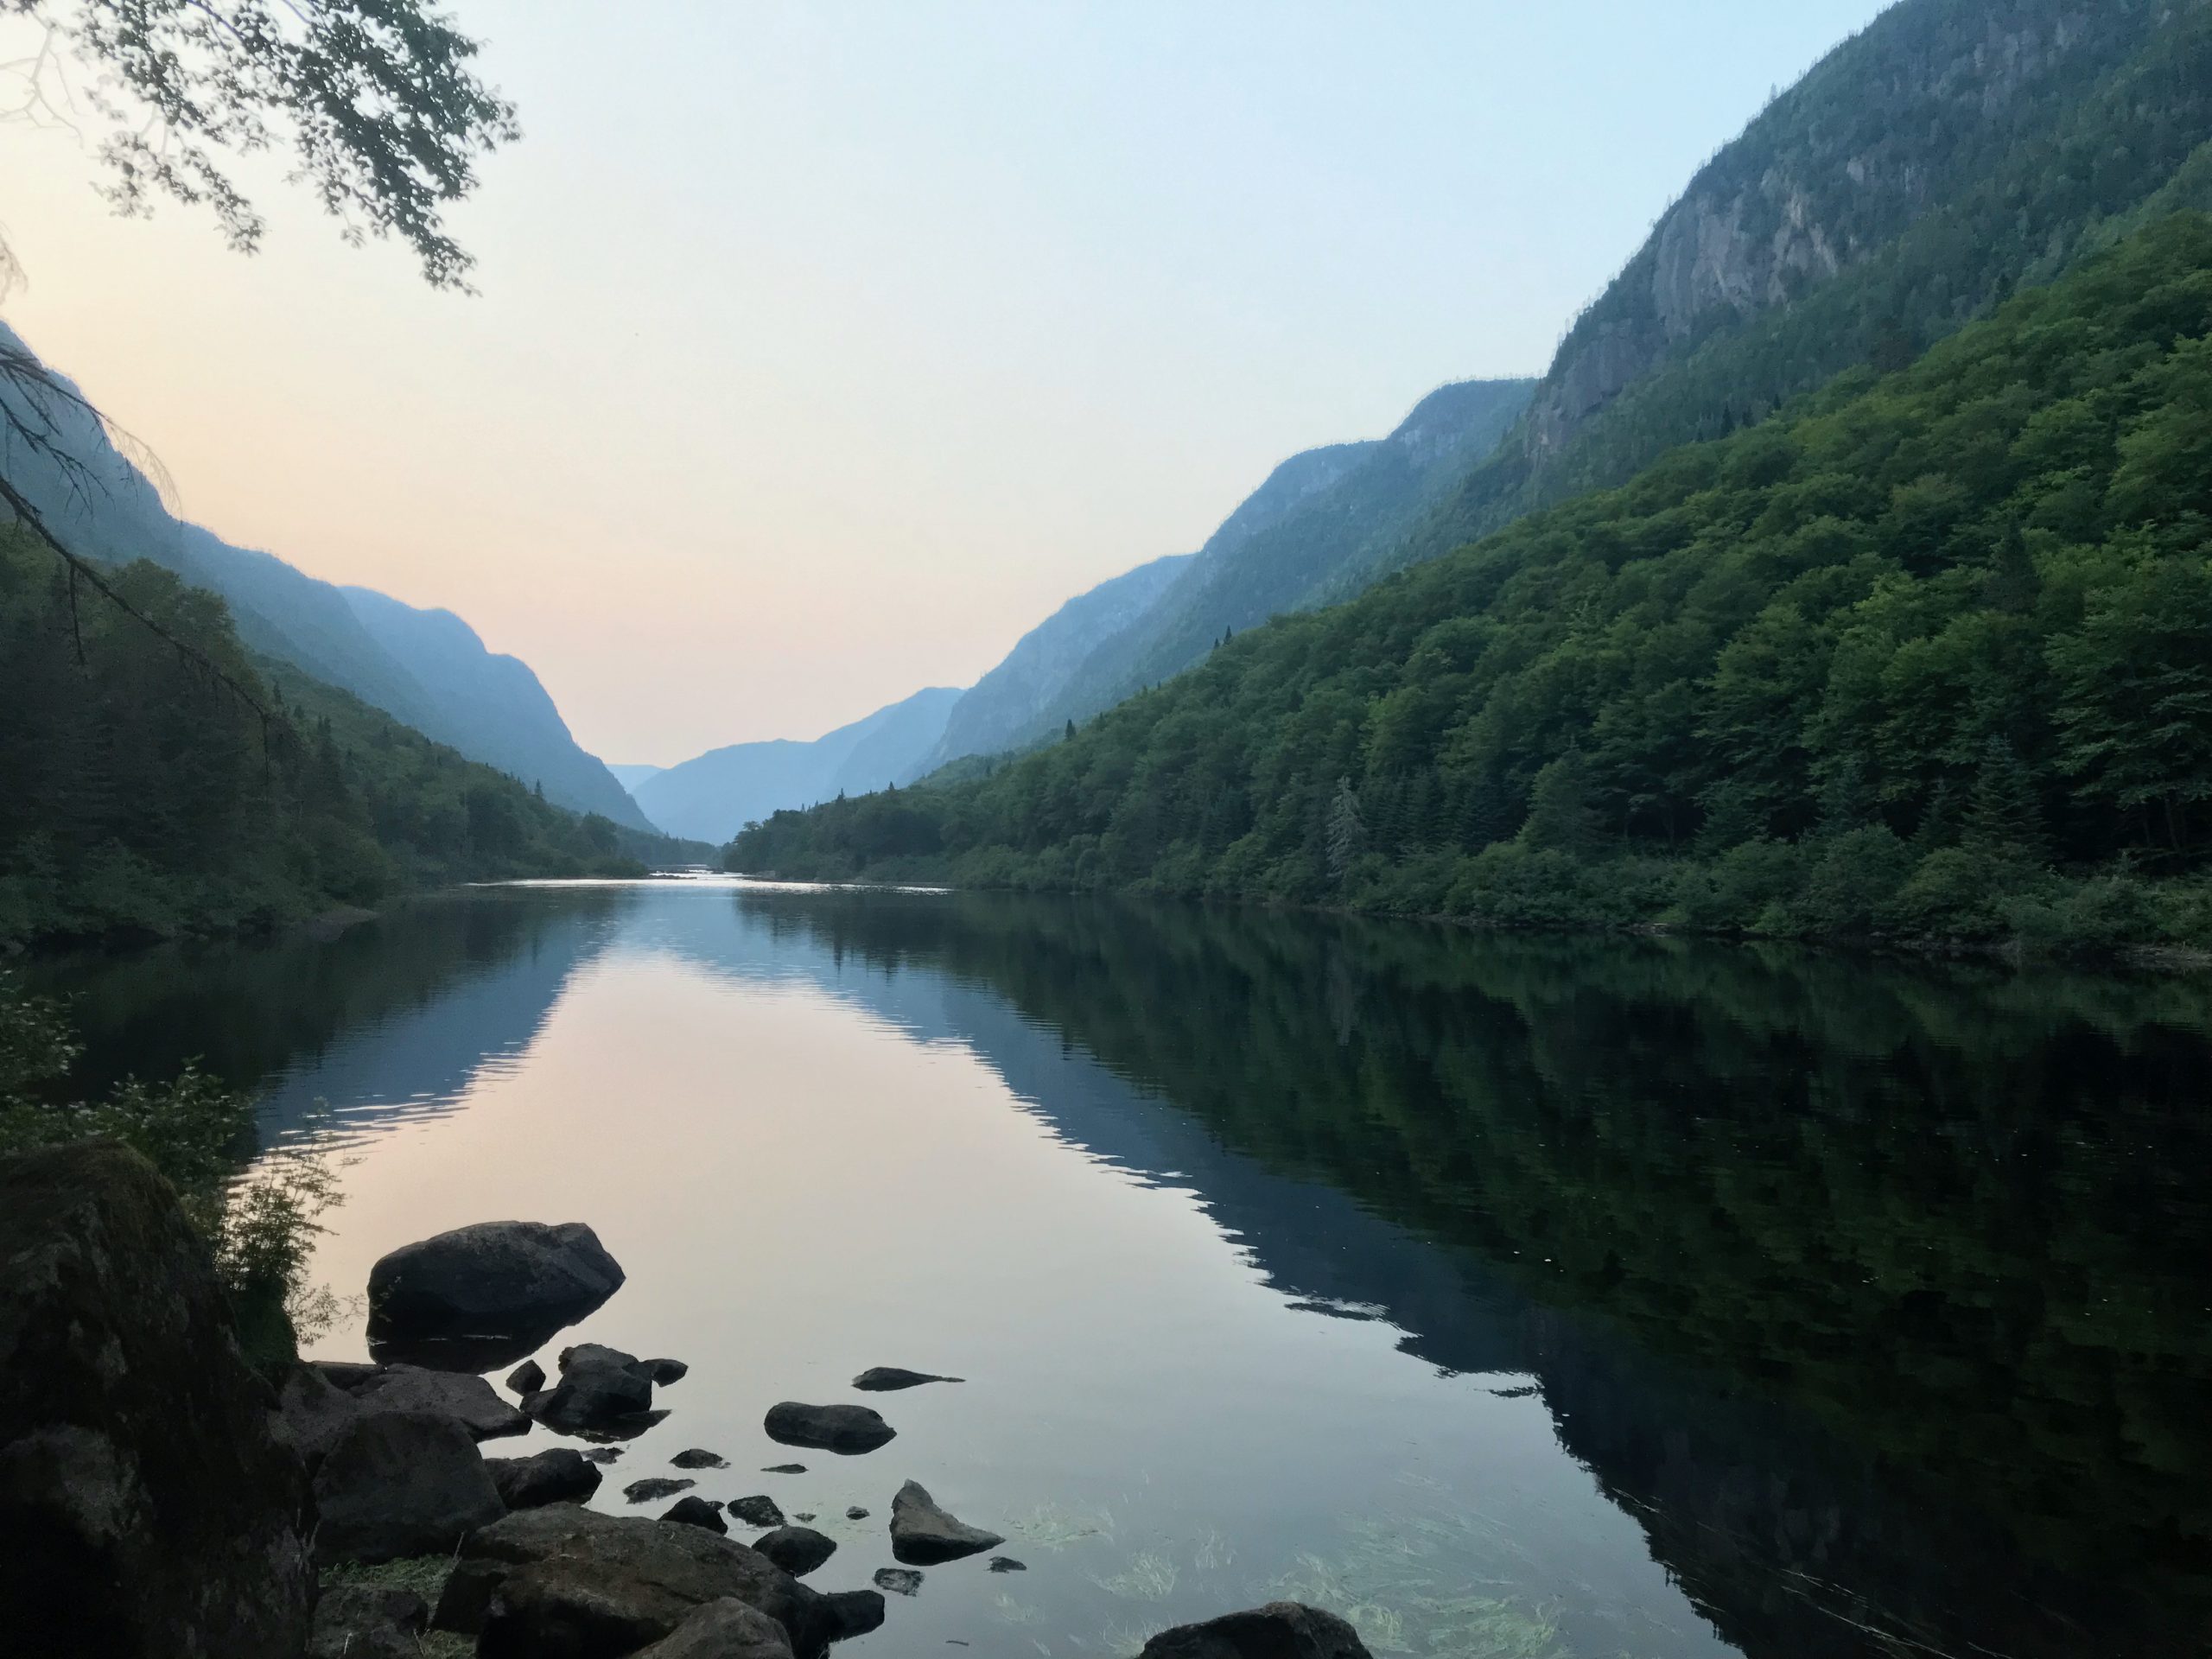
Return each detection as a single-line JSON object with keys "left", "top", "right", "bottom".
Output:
{"left": 485, "top": 1446, "right": 602, "bottom": 1510}
{"left": 624, "top": 1476, "right": 696, "bottom": 1503}
{"left": 762, "top": 1401, "right": 896, "bottom": 1454}
{"left": 366, "top": 1220, "right": 624, "bottom": 1353}
{"left": 762, "top": 1462, "right": 807, "bottom": 1474}
{"left": 437, "top": 1503, "right": 834, "bottom": 1657}
{"left": 505, "top": 1359, "right": 547, "bottom": 1397}
{"left": 850, "top": 1367, "right": 963, "bottom": 1391}
{"left": 670, "top": 1447, "right": 729, "bottom": 1469}
{"left": 311, "top": 1408, "right": 504, "bottom": 1565}
{"left": 843, "top": 1505, "right": 869, "bottom": 1521}
{"left": 582, "top": 1446, "right": 626, "bottom": 1465}
{"left": 349, "top": 1363, "right": 530, "bottom": 1440}
{"left": 664, "top": 1495, "right": 728, "bottom": 1533}
{"left": 988, "top": 1555, "right": 1027, "bottom": 1573}
{"left": 630, "top": 1597, "right": 794, "bottom": 1659}
{"left": 872, "top": 1567, "right": 924, "bottom": 1598}
{"left": 888, "top": 1479, "right": 1003, "bottom": 1565}
{"left": 1136, "top": 1603, "right": 1372, "bottom": 1659}
{"left": 308, "top": 1584, "right": 429, "bottom": 1659}
{"left": 751, "top": 1525, "right": 837, "bottom": 1577}
{"left": 645, "top": 1357, "right": 690, "bottom": 1385}
{"left": 0, "top": 1141, "right": 313, "bottom": 1658}
{"left": 727, "top": 1494, "right": 786, "bottom": 1529}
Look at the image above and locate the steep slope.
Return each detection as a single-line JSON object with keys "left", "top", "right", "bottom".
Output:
{"left": 340, "top": 588, "right": 647, "bottom": 829}
{"left": 636, "top": 685, "right": 963, "bottom": 842}
{"left": 988, "top": 378, "right": 1533, "bottom": 754}
{"left": 728, "top": 214, "right": 2212, "bottom": 950}
{"left": 0, "top": 321, "right": 647, "bottom": 828}
{"left": 1415, "top": 0, "right": 2212, "bottom": 559}
{"left": 924, "top": 553, "right": 1192, "bottom": 769}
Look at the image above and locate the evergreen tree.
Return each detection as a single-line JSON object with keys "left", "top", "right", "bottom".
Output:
{"left": 1325, "top": 776, "right": 1367, "bottom": 882}
{"left": 1518, "top": 751, "right": 1601, "bottom": 854}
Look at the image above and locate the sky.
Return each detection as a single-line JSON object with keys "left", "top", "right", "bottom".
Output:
{"left": 0, "top": 0, "right": 1890, "bottom": 766}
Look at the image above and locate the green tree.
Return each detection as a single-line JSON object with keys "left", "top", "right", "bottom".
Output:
{"left": 1325, "top": 776, "right": 1366, "bottom": 882}
{"left": 1518, "top": 750, "right": 1601, "bottom": 855}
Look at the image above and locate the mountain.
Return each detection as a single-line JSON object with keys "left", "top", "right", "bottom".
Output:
{"left": 728, "top": 213, "right": 2212, "bottom": 952}
{"left": 634, "top": 684, "right": 965, "bottom": 843}
{"left": 337, "top": 587, "right": 646, "bottom": 828}
{"left": 606, "top": 764, "right": 664, "bottom": 793}
{"left": 1414, "top": 0, "right": 2212, "bottom": 558}
{"left": 0, "top": 321, "right": 651, "bottom": 830}
{"left": 932, "top": 378, "right": 1534, "bottom": 762}
{"left": 923, "top": 553, "right": 1192, "bottom": 769}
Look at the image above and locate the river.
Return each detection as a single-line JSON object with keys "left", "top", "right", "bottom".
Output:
{"left": 30, "top": 878, "right": 2212, "bottom": 1657}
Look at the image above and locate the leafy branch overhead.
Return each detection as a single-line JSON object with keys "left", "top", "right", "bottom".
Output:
{"left": 2, "top": 0, "right": 518, "bottom": 289}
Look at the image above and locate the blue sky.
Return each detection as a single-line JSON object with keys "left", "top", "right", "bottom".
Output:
{"left": 1, "top": 0, "right": 1891, "bottom": 761}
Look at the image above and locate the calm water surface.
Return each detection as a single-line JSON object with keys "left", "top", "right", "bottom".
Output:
{"left": 34, "top": 880, "right": 2212, "bottom": 1658}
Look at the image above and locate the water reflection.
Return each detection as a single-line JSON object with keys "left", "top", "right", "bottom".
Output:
{"left": 36, "top": 882, "right": 2212, "bottom": 1658}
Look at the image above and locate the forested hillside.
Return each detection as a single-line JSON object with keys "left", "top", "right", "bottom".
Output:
{"left": 0, "top": 532, "right": 691, "bottom": 948}
{"left": 1414, "top": 0, "right": 2212, "bottom": 562}
{"left": 729, "top": 216, "right": 2212, "bottom": 953}
{"left": 0, "top": 321, "right": 651, "bottom": 830}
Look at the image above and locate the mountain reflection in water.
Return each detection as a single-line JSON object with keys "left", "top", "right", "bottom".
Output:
{"left": 38, "top": 880, "right": 2212, "bottom": 1659}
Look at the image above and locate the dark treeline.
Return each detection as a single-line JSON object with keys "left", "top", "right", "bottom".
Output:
{"left": 731, "top": 216, "right": 2212, "bottom": 953}
{"left": 0, "top": 531, "right": 690, "bottom": 948}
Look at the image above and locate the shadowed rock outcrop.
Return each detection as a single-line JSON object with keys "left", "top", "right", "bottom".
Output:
{"left": 888, "top": 1479, "right": 1002, "bottom": 1564}
{"left": 1136, "top": 1602, "right": 1371, "bottom": 1659}
{"left": 0, "top": 1141, "right": 313, "bottom": 1658}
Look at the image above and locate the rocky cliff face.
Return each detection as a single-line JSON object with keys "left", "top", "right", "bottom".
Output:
{"left": 0, "top": 1141, "right": 313, "bottom": 1657}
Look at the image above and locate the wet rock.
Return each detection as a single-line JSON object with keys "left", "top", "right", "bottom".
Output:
{"left": 1136, "top": 1603, "right": 1372, "bottom": 1659}
{"left": 751, "top": 1525, "right": 837, "bottom": 1577}
{"left": 506, "top": 1359, "right": 546, "bottom": 1396}
{"left": 843, "top": 1505, "right": 869, "bottom": 1521}
{"left": 888, "top": 1479, "right": 1003, "bottom": 1565}
{"left": 762, "top": 1401, "right": 895, "bottom": 1454}
{"left": 582, "top": 1446, "right": 626, "bottom": 1464}
{"left": 762, "top": 1463, "right": 807, "bottom": 1475}
{"left": 665, "top": 1495, "right": 728, "bottom": 1533}
{"left": 485, "top": 1446, "right": 602, "bottom": 1510}
{"left": 529, "top": 1343, "right": 658, "bottom": 1434}
{"left": 313, "top": 1359, "right": 383, "bottom": 1391}
{"left": 824, "top": 1589, "right": 886, "bottom": 1639}
{"left": 726, "top": 1493, "right": 786, "bottom": 1528}
{"left": 625, "top": 1476, "right": 696, "bottom": 1503}
{"left": 791, "top": 1512, "right": 815, "bottom": 1522}
{"left": 311, "top": 1408, "right": 504, "bottom": 1565}
{"left": 308, "top": 1583, "right": 429, "bottom": 1659}
{"left": 988, "top": 1556, "right": 1027, "bottom": 1573}
{"left": 575, "top": 1406, "right": 671, "bottom": 1441}
{"left": 630, "top": 1596, "right": 795, "bottom": 1659}
{"left": 645, "top": 1357, "right": 690, "bottom": 1386}
{"left": 365, "top": 1220, "right": 625, "bottom": 1352}
{"left": 350, "top": 1363, "right": 530, "bottom": 1440}
{"left": 0, "top": 1141, "right": 313, "bottom": 1658}
{"left": 850, "top": 1367, "right": 963, "bottom": 1391}
{"left": 873, "top": 1567, "right": 923, "bottom": 1597}
{"left": 438, "top": 1504, "right": 834, "bottom": 1656}
{"left": 671, "top": 1447, "right": 729, "bottom": 1469}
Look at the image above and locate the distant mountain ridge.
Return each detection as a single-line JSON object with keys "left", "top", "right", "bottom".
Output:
{"left": 0, "top": 320, "right": 651, "bottom": 830}
{"left": 923, "top": 377, "right": 1535, "bottom": 764}
{"left": 634, "top": 684, "right": 965, "bottom": 843}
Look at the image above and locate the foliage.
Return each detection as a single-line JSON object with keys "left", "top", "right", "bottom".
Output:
{"left": 0, "top": 0, "right": 518, "bottom": 289}
{"left": 0, "top": 528, "right": 671, "bottom": 948}
{"left": 0, "top": 971, "right": 334, "bottom": 1367}
{"left": 729, "top": 216, "right": 2212, "bottom": 955}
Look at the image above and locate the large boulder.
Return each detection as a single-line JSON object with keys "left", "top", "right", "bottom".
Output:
{"left": 271, "top": 1363, "right": 374, "bottom": 1469}
{"left": 528, "top": 1342, "right": 658, "bottom": 1434}
{"left": 0, "top": 1141, "right": 313, "bottom": 1658}
{"left": 823, "top": 1590, "right": 885, "bottom": 1638}
{"left": 888, "top": 1478, "right": 1003, "bottom": 1564}
{"left": 485, "top": 1446, "right": 603, "bottom": 1510}
{"left": 310, "top": 1408, "right": 505, "bottom": 1564}
{"left": 307, "top": 1583, "right": 429, "bottom": 1659}
{"left": 347, "top": 1363, "right": 531, "bottom": 1440}
{"left": 1136, "top": 1603, "right": 1372, "bottom": 1659}
{"left": 761, "top": 1402, "right": 894, "bottom": 1454}
{"left": 630, "top": 1597, "right": 794, "bottom": 1659}
{"left": 365, "top": 1221, "right": 624, "bottom": 1357}
{"left": 435, "top": 1505, "right": 836, "bottom": 1658}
